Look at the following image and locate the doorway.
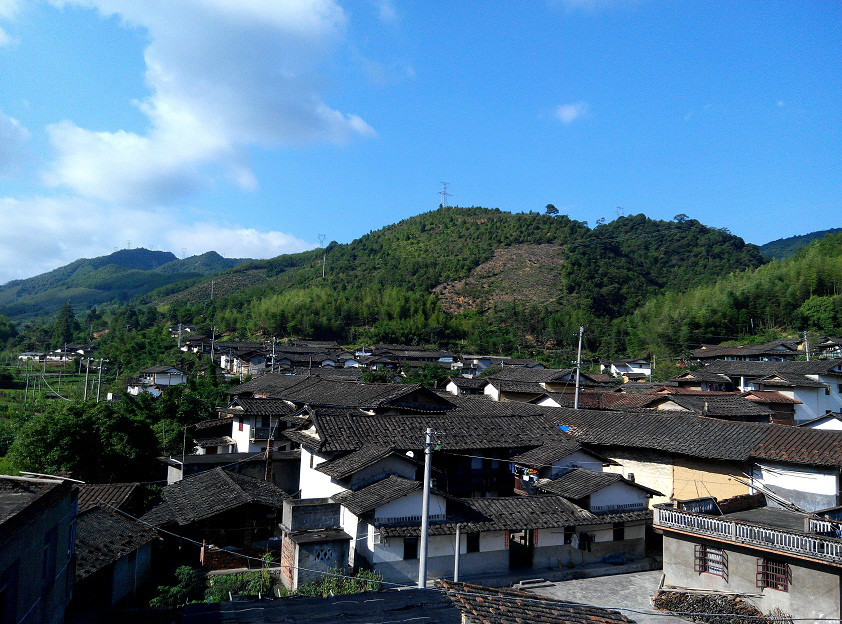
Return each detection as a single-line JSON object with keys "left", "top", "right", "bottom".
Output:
{"left": 508, "top": 529, "right": 534, "bottom": 570}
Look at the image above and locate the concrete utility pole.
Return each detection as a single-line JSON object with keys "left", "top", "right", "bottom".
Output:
{"left": 177, "top": 323, "right": 183, "bottom": 349}
{"left": 83, "top": 358, "right": 90, "bottom": 401}
{"left": 418, "top": 427, "right": 433, "bottom": 588}
{"left": 271, "top": 337, "right": 276, "bottom": 373}
{"left": 96, "top": 358, "right": 103, "bottom": 403}
{"left": 453, "top": 523, "right": 461, "bottom": 582}
{"left": 573, "top": 326, "right": 584, "bottom": 410}
{"left": 804, "top": 331, "right": 810, "bottom": 361}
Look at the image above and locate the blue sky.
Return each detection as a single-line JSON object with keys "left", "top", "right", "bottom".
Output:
{"left": 0, "top": 0, "right": 839, "bottom": 283}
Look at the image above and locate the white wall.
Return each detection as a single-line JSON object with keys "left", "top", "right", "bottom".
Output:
{"left": 589, "top": 481, "right": 649, "bottom": 512}
{"left": 299, "top": 448, "right": 348, "bottom": 499}
{"left": 483, "top": 384, "right": 500, "bottom": 401}
{"left": 803, "top": 418, "right": 842, "bottom": 431}
{"left": 374, "top": 491, "right": 446, "bottom": 523}
{"left": 752, "top": 461, "right": 839, "bottom": 511}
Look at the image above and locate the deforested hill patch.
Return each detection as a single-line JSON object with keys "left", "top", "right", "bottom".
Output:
{"left": 434, "top": 243, "right": 565, "bottom": 314}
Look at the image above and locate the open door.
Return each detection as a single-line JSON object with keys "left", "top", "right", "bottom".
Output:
{"left": 508, "top": 529, "right": 534, "bottom": 570}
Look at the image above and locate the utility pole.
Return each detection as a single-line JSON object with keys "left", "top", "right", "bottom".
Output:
{"left": 210, "top": 326, "right": 216, "bottom": 363}
{"left": 317, "top": 234, "right": 326, "bottom": 278}
{"left": 210, "top": 280, "right": 215, "bottom": 300}
{"left": 804, "top": 331, "right": 810, "bottom": 361}
{"left": 439, "top": 182, "right": 451, "bottom": 208}
{"left": 83, "top": 358, "right": 90, "bottom": 401}
{"left": 573, "top": 326, "right": 584, "bottom": 410}
{"left": 271, "top": 337, "right": 276, "bottom": 373}
{"left": 265, "top": 428, "right": 273, "bottom": 482}
{"left": 96, "top": 358, "right": 103, "bottom": 403}
{"left": 177, "top": 323, "right": 183, "bottom": 349}
{"left": 453, "top": 523, "right": 461, "bottom": 582}
{"left": 418, "top": 427, "right": 433, "bottom": 588}
{"left": 651, "top": 354, "right": 655, "bottom": 381}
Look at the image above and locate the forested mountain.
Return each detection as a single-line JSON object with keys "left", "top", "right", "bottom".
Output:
{"left": 146, "top": 207, "right": 766, "bottom": 358}
{"left": 759, "top": 228, "right": 842, "bottom": 260}
{"left": 0, "top": 248, "right": 251, "bottom": 320}
{"left": 630, "top": 233, "right": 842, "bottom": 354}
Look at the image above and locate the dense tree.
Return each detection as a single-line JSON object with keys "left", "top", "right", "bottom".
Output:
{"left": 52, "top": 303, "right": 79, "bottom": 346}
{"left": 545, "top": 204, "right": 559, "bottom": 216}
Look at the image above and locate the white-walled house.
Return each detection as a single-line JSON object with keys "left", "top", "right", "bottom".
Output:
{"left": 798, "top": 413, "right": 842, "bottom": 431}
{"left": 701, "top": 360, "right": 842, "bottom": 422}
{"left": 600, "top": 359, "right": 652, "bottom": 379}
{"left": 127, "top": 366, "right": 187, "bottom": 397}
{"left": 333, "top": 476, "right": 650, "bottom": 585}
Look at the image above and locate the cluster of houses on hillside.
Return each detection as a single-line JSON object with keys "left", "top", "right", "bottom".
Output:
{"left": 5, "top": 335, "right": 842, "bottom": 622}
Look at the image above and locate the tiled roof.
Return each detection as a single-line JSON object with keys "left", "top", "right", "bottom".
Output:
{"left": 449, "top": 377, "right": 488, "bottom": 389}
{"left": 226, "top": 397, "right": 300, "bottom": 416}
{"left": 490, "top": 367, "right": 575, "bottom": 383}
{"left": 75, "top": 507, "right": 157, "bottom": 581}
{"left": 437, "top": 580, "right": 635, "bottom": 624}
{"left": 141, "top": 468, "right": 289, "bottom": 527}
{"left": 332, "top": 475, "right": 422, "bottom": 515}
{"left": 77, "top": 482, "right": 141, "bottom": 513}
{"left": 552, "top": 407, "right": 842, "bottom": 467}
{"left": 742, "top": 390, "right": 801, "bottom": 405}
{"left": 536, "top": 467, "right": 662, "bottom": 499}
{"left": 309, "top": 407, "right": 571, "bottom": 452}
{"left": 193, "top": 416, "right": 233, "bottom": 431}
{"left": 755, "top": 372, "right": 829, "bottom": 388}
{"left": 671, "top": 370, "right": 733, "bottom": 383}
{"left": 509, "top": 438, "right": 588, "bottom": 466}
{"left": 489, "top": 379, "right": 547, "bottom": 394}
{"left": 139, "top": 365, "right": 184, "bottom": 374}
{"left": 315, "top": 446, "right": 402, "bottom": 479}
{"left": 641, "top": 394, "right": 774, "bottom": 417}
{"left": 702, "top": 360, "right": 842, "bottom": 377}
{"left": 194, "top": 436, "right": 235, "bottom": 448}
{"left": 692, "top": 339, "right": 799, "bottom": 359}
{"left": 797, "top": 412, "right": 842, "bottom": 427}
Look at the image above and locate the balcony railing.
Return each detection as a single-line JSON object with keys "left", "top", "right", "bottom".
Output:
{"left": 654, "top": 506, "right": 842, "bottom": 566}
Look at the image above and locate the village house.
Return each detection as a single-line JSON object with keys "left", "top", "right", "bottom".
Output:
{"left": 483, "top": 366, "right": 604, "bottom": 402}
{"left": 691, "top": 339, "right": 801, "bottom": 363}
{"left": 549, "top": 406, "right": 842, "bottom": 512}
{"left": 698, "top": 360, "right": 842, "bottom": 422}
{"left": 445, "top": 376, "right": 488, "bottom": 396}
{"left": 600, "top": 358, "right": 652, "bottom": 380}
{"left": 655, "top": 493, "right": 842, "bottom": 621}
{"left": 141, "top": 468, "right": 290, "bottom": 559}
{"left": 798, "top": 412, "right": 842, "bottom": 430}
{"left": 0, "top": 475, "right": 78, "bottom": 624}
{"left": 127, "top": 365, "right": 187, "bottom": 397}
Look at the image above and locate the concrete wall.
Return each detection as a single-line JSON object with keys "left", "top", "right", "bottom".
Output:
{"left": 295, "top": 539, "right": 350, "bottom": 588}
{"left": 0, "top": 485, "right": 76, "bottom": 624}
{"left": 662, "top": 533, "right": 841, "bottom": 620}
{"left": 110, "top": 543, "right": 152, "bottom": 606}
{"left": 752, "top": 461, "right": 839, "bottom": 512}
{"left": 283, "top": 499, "right": 340, "bottom": 531}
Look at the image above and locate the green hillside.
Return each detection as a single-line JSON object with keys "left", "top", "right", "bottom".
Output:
{"left": 150, "top": 207, "right": 765, "bottom": 355}
{"left": 759, "top": 228, "right": 842, "bottom": 260}
{"left": 0, "top": 248, "right": 251, "bottom": 320}
{"left": 630, "top": 233, "right": 842, "bottom": 354}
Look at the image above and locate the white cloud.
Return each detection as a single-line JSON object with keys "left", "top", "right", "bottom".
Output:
{"left": 44, "top": 0, "right": 375, "bottom": 204}
{"left": 374, "top": 0, "right": 398, "bottom": 22}
{"left": 0, "top": 195, "right": 315, "bottom": 284}
{"left": 0, "top": 0, "right": 21, "bottom": 46}
{"left": 0, "top": 108, "right": 30, "bottom": 176}
{"left": 555, "top": 101, "right": 588, "bottom": 124}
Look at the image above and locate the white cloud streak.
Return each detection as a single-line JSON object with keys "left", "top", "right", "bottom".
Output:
{"left": 0, "top": 108, "right": 29, "bottom": 175}
{"left": 0, "top": 195, "right": 315, "bottom": 284}
{"left": 44, "top": 0, "right": 375, "bottom": 204}
{"left": 555, "top": 101, "right": 588, "bottom": 124}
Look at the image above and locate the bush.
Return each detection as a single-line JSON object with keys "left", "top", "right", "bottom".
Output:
{"left": 296, "top": 568, "right": 383, "bottom": 598}
{"left": 149, "top": 566, "right": 205, "bottom": 608}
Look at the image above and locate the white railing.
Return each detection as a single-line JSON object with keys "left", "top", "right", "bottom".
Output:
{"left": 654, "top": 507, "right": 842, "bottom": 565}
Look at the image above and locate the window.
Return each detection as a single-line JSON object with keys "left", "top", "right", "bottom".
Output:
{"left": 43, "top": 526, "right": 58, "bottom": 591}
{"left": 825, "top": 386, "right": 831, "bottom": 396}
{"left": 238, "top": 417, "right": 243, "bottom": 432}
{"left": 403, "top": 537, "right": 418, "bottom": 560}
{"left": 466, "top": 532, "right": 480, "bottom": 553}
{"left": 694, "top": 544, "right": 727, "bottom": 580}
{"left": 838, "top": 384, "right": 842, "bottom": 393}
{"left": 261, "top": 415, "right": 270, "bottom": 428}
{"left": 612, "top": 522, "right": 625, "bottom": 541}
{"left": 757, "top": 558, "right": 790, "bottom": 592}
{"left": 564, "top": 525, "right": 575, "bottom": 545}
